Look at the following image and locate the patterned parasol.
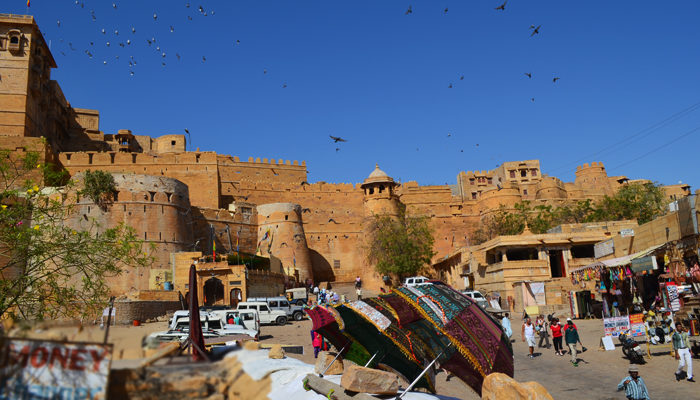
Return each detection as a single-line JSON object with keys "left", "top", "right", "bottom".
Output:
{"left": 335, "top": 301, "right": 436, "bottom": 393}
{"left": 390, "top": 284, "right": 514, "bottom": 395}
{"left": 304, "top": 305, "right": 371, "bottom": 366}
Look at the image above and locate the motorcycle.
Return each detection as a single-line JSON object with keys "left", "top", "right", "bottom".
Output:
{"left": 618, "top": 330, "right": 646, "bottom": 364}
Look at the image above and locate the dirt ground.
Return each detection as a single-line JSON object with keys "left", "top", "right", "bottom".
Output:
{"left": 20, "top": 315, "right": 700, "bottom": 399}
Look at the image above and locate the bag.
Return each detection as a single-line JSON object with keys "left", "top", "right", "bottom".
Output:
{"left": 581, "top": 346, "right": 587, "bottom": 353}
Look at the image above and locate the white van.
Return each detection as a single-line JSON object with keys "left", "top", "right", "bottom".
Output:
{"left": 247, "top": 296, "right": 305, "bottom": 321}
{"left": 404, "top": 276, "right": 429, "bottom": 287}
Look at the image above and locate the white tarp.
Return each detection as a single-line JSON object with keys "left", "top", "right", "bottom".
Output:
{"left": 0, "top": 338, "right": 112, "bottom": 400}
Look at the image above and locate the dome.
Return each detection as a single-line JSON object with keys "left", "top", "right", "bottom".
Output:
{"left": 368, "top": 164, "right": 389, "bottom": 179}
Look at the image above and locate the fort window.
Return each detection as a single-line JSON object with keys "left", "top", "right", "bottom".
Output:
{"left": 523, "top": 189, "right": 528, "bottom": 195}
{"left": 531, "top": 169, "right": 538, "bottom": 176}
{"left": 144, "top": 232, "right": 147, "bottom": 239}
{"left": 87, "top": 206, "right": 91, "bottom": 213}
{"left": 143, "top": 205, "right": 146, "bottom": 213}
{"left": 379, "top": 185, "right": 385, "bottom": 193}
{"left": 166, "top": 192, "right": 172, "bottom": 202}
{"left": 571, "top": 244, "right": 595, "bottom": 259}
{"left": 487, "top": 178, "right": 493, "bottom": 184}
{"left": 368, "top": 187, "right": 374, "bottom": 195}
{"left": 196, "top": 154, "right": 201, "bottom": 163}
{"left": 509, "top": 170, "right": 516, "bottom": 178}
{"left": 110, "top": 153, "right": 115, "bottom": 163}
{"left": 471, "top": 193, "right": 477, "bottom": 199}
{"left": 285, "top": 215, "right": 288, "bottom": 221}
{"left": 66, "top": 154, "right": 71, "bottom": 160}
{"left": 123, "top": 205, "right": 126, "bottom": 211}
{"left": 149, "top": 191, "right": 156, "bottom": 201}
{"left": 520, "top": 170, "right": 527, "bottom": 177}
{"left": 506, "top": 248, "right": 538, "bottom": 261}
{"left": 171, "top": 140, "right": 176, "bottom": 146}
{"left": 333, "top": 260, "right": 341, "bottom": 269}
{"left": 469, "top": 179, "right": 475, "bottom": 185}
{"left": 88, "top": 153, "right": 94, "bottom": 164}
{"left": 159, "top": 232, "right": 162, "bottom": 240}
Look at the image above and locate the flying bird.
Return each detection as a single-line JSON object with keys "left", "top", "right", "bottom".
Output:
{"left": 444, "top": 7, "right": 448, "bottom": 14}
{"left": 460, "top": 75, "right": 464, "bottom": 80}
{"left": 495, "top": 1, "right": 507, "bottom": 11}
{"left": 282, "top": 83, "right": 287, "bottom": 88}
{"left": 405, "top": 5, "right": 413, "bottom": 15}
{"left": 184, "top": 128, "right": 190, "bottom": 134}
{"left": 101, "top": 28, "right": 105, "bottom": 34}
{"left": 235, "top": 40, "right": 241, "bottom": 45}
{"left": 186, "top": 3, "right": 190, "bottom": 8}
{"left": 153, "top": 13, "right": 158, "bottom": 20}
{"left": 112, "top": 3, "right": 117, "bottom": 9}
{"left": 524, "top": 72, "right": 532, "bottom": 78}
{"left": 531, "top": 97, "right": 535, "bottom": 102}
{"left": 553, "top": 77, "right": 560, "bottom": 83}
{"left": 300, "top": 181, "right": 310, "bottom": 186}
{"left": 170, "top": 26, "right": 175, "bottom": 33}
{"left": 199, "top": 5, "right": 204, "bottom": 13}
{"left": 202, "top": 56, "right": 206, "bottom": 62}
{"left": 530, "top": 25, "right": 541, "bottom": 37}
{"left": 448, "top": 83, "right": 453, "bottom": 88}
{"left": 131, "top": 27, "right": 136, "bottom": 33}
{"left": 302, "top": 208, "right": 311, "bottom": 213}
{"left": 335, "top": 147, "right": 340, "bottom": 152}
{"left": 329, "top": 135, "right": 347, "bottom": 143}
{"left": 57, "top": 20, "right": 61, "bottom": 27}
{"left": 328, "top": 218, "right": 339, "bottom": 224}
{"left": 176, "top": 53, "right": 181, "bottom": 60}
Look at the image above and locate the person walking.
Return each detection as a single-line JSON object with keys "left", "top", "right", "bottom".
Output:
{"left": 564, "top": 318, "right": 581, "bottom": 366}
{"left": 550, "top": 318, "right": 564, "bottom": 356}
{"left": 617, "top": 366, "right": 651, "bottom": 400}
{"left": 673, "top": 323, "right": 695, "bottom": 382}
{"left": 522, "top": 317, "right": 536, "bottom": 359}
{"left": 356, "top": 287, "right": 362, "bottom": 301}
{"left": 536, "top": 315, "right": 550, "bottom": 349}
{"left": 311, "top": 330, "right": 323, "bottom": 358}
{"left": 501, "top": 313, "right": 512, "bottom": 340}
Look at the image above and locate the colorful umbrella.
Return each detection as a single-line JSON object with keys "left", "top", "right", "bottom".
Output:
{"left": 392, "top": 284, "right": 514, "bottom": 395}
{"left": 305, "top": 305, "right": 371, "bottom": 366}
{"left": 335, "top": 301, "right": 436, "bottom": 393}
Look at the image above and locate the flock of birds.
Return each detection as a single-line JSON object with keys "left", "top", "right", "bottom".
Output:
{"left": 47, "top": 2, "right": 562, "bottom": 157}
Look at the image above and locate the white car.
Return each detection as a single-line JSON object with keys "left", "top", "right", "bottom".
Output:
{"left": 461, "top": 290, "right": 489, "bottom": 309}
{"left": 236, "top": 301, "right": 288, "bottom": 325}
{"left": 403, "top": 276, "right": 430, "bottom": 287}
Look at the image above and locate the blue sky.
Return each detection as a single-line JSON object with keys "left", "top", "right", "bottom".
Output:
{"left": 9, "top": 1, "right": 700, "bottom": 188}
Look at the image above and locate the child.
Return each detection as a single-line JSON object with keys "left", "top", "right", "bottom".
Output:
{"left": 311, "top": 330, "right": 323, "bottom": 358}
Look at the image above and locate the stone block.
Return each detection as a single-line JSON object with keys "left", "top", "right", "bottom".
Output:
{"left": 340, "top": 364, "right": 398, "bottom": 395}
{"left": 243, "top": 341, "right": 260, "bottom": 351}
{"left": 314, "top": 351, "right": 344, "bottom": 375}
{"left": 268, "top": 344, "right": 285, "bottom": 359}
{"left": 481, "top": 372, "right": 554, "bottom": 400}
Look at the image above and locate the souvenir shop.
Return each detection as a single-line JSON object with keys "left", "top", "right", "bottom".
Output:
{"left": 570, "top": 238, "right": 700, "bottom": 335}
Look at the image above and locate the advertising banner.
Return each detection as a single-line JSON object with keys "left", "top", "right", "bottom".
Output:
{"left": 666, "top": 283, "right": 681, "bottom": 312}
{"left": 603, "top": 316, "right": 630, "bottom": 337}
{"left": 628, "top": 313, "right": 646, "bottom": 337}
{"left": 0, "top": 338, "right": 112, "bottom": 400}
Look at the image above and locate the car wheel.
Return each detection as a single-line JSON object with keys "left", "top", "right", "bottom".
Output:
{"left": 293, "top": 311, "right": 303, "bottom": 321}
{"left": 276, "top": 316, "right": 287, "bottom": 325}
{"left": 296, "top": 300, "right": 305, "bottom": 307}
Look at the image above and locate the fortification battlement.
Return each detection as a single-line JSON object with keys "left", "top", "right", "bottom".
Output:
{"left": 537, "top": 176, "right": 565, "bottom": 188}
{"left": 58, "top": 151, "right": 218, "bottom": 166}
{"left": 462, "top": 169, "right": 495, "bottom": 177}
{"left": 217, "top": 155, "right": 306, "bottom": 169}
{"left": 70, "top": 173, "right": 191, "bottom": 208}
{"left": 576, "top": 162, "right": 606, "bottom": 171}
{"left": 236, "top": 180, "right": 361, "bottom": 192}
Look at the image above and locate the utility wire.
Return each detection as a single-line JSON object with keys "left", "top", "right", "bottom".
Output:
{"left": 548, "top": 100, "right": 700, "bottom": 175}
{"left": 608, "top": 125, "right": 700, "bottom": 172}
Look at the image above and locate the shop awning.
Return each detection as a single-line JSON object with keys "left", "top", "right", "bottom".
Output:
{"left": 570, "top": 243, "right": 666, "bottom": 273}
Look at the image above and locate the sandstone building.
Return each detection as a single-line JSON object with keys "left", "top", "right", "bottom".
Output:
{"left": 0, "top": 15, "right": 692, "bottom": 302}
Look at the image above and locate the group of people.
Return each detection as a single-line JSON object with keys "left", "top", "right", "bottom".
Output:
{"left": 312, "top": 286, "right": 341, "bottom": 305}
{"left": 520, "top": 315, "right": 584, "bottom": 366}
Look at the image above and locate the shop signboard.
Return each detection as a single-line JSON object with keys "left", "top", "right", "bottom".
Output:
{"left": 603, "top": 316, "right": 630, "bottom": 337}
{"left": 628, "top": 313, "right": 646, "bottom": 337}
{"left": 666, "top": 283, "right": 681, "bottom": 312}
{"left": 620, "top": 229, "right": 635, "bottom": 237}
{"left": 630, "top": 256, "right": 658, "bottom": 272}
{"left": 0, "top": 338, "right": 112, "bottom": 400}
{"left": 594, "top": 239, "right": 615, "bottom": 259}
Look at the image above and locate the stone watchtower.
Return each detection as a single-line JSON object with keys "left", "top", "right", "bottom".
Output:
{"left": 361, "top": 164, "right": 401, "bottom": 218}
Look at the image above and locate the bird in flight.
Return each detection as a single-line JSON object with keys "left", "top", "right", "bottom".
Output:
{"left": 153, "top": 13, "right": 158, "bottom": 21}
{"left": 202, "top": 56, "right": 207, "bottom": 62}
{"left": 530, "top": 25, "right": 541, "bottom": 37}
{"left": 405, "top": 5, "right": 413, "bottom": 15}
{"left": 553, "top": 77, "right": 560, "bottom": 83}
{"left": 444, "top": 7, "right": 448, "bottom": 14}
{"left": 460, "top": 75, "right": 464, "bottom": 80}
{"left": 282, "top": 83, "right": 287, "bottom": 88}
{"left": 184, "top": 128, "right": 190, "bottom": 134}
{"left": 302, "top": 208, "right": 311, "bottom": 213}
{"left": 330, "top": 135, "right": 347, "bottom": 143}
{"left": 531, "top": 97, "right": 535, "bottom": 102}
{"left": 335, "top": 147, "right": 340, "bottom": 152}
{"left": 495, "top": 1, "right": 507, "bottom": 11}
{"left": 300, "top": 181, "right": 310, "bottom": 186}
{"left": 524, "top": 72, "right": 532, "bottom": 78}
{"left": 448, "top": 83, "right": 453, "bottom": 88}
{"left": 328, "top": 218, "right": 339, "bottom": 224}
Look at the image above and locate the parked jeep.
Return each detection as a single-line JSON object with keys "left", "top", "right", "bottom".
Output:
{"left": 247, "top": 296, "right": 305, "bottom": 322}
{"left": 236, "top": 301, "right": 288, "bottom": 325}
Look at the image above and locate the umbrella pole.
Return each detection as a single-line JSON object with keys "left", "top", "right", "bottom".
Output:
{"left": 396, "top": 343, "right": 452, "bottom": 399}
{"left": 364, "top": 351, "right": 379, "bottom": 367}
{"left": 319, "top": 343, "right": 348, "bottom": 378}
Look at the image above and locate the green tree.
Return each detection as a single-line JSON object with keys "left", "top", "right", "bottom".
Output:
{"left": 470, "top": 205, "right": 526, "bottom": 244}
{"left": 589, "top": 182, "right": 666, "bottom": 224}
{"left": 366, "top": 210, "right": 435, "bottom": 280}
{"left": 82, "top": 169, "right": 117, "bottom": 210}
{"left": 0, "top": 150, "right": 152, "bottom": 321}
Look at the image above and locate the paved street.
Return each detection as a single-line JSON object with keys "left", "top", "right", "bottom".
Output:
{"left": 263, "top": 317, "right": 699, "bottom": 399}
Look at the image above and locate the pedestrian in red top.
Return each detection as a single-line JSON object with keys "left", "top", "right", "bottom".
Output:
{"left": 550, "top": 318, "right": 564, "bottom": 356}
{"left": 311, "top": 330, "right": 323, "bottom": 358}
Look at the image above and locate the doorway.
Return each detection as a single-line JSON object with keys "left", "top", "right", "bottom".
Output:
{"left": 230, "top": 288, "right": 242, "bottom": 308}
{"left": 203, "top": 277, "right": 224, "bottom": 306}
{"left": 549, "top": 250, "right": 565, "bottom": 278}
